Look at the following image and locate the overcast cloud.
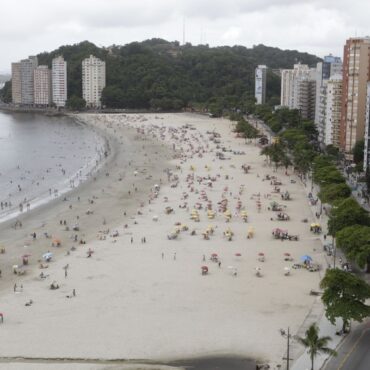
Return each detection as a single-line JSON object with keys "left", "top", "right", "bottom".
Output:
{"left": 0, "top": 0, "right": 369, "bottom": 72}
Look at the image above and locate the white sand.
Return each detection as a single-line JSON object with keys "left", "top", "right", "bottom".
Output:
{"left": 0, "top": 113, "right": 326, "bottom": 369}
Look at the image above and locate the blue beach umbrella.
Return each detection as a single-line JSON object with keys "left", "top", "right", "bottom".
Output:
{"left": 301, "top": 255, "right": 312, "bottom": 262}
{"left": 42, "top": 252, "right": 53, "bottom": 260}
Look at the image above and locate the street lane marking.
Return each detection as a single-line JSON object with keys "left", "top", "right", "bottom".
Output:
{"left": 337, "top": 328, "right": 370, "bottom": 369}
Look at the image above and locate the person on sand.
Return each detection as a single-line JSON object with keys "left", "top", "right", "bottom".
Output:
{"left": 73, "top": 289, "right": 76, "bottom": 297}
{"left": 13, "top": 283, "right": 17, "bottom": 292}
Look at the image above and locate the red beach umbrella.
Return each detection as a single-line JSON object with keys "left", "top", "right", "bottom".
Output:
{"left": 211, "top": 253, "right": 218, "bottom": 257}
{"left": 201, "top": 266, "right": 208, "bottom": 271}
{"left": 235, "top": 253, "right": 242, "bottom": 257}
{"left": 258, "top": 252, "right": 265, "bottom": 256}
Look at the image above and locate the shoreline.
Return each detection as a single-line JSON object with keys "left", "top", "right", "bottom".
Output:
{"left": 0, "top": 116, "right": 109, "bottom": 225}
{"left": 0, "top": 113, "right": 174, "bottom": 295}
{"left": 0, "top": 113, "right": 326, "bottom": 369}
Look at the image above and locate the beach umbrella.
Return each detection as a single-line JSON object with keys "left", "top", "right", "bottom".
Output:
{"left": 22, "top": 254, "right": 31, "bottom": 258}
{"left": 12, "top": 265, "right": 18, "bottom": 269}
{"left": 284, "top": 252, "right": 291, "bottom": 256}
{"left": 258, "top": 252, "right": 265, "bottom": 256}
{"left": 42, "top": 252, "right": 53, "bottom": 260}
{"left": 235, "top": 253, "right": 242, "bottom": 257}
{"left": 284, "top": 267, "right": 290, "bottom": 272}
{"left": 255, "top": 266, "right": 262, "bottom": 271}
{"left": 301, "top": 255, "right": 312, "bottom": 262}
{"left": 201, "top": 266, "right": 208, "bottom": 271}
{"left": 211, "top": 253, "right": 218, "bottom": 257}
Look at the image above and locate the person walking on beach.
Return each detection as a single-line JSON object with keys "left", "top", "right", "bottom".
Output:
{"left": 14, "top": 283, "right": 17, "bottom": 292}
{"left": 73, "top": 289, "right": 76, "bottom": 297}
{"left": 162, "top": 252, "right": 164, "bottom": 259}
{"left": 174, "top": 252, "right": 176, "bottom": 261}
{"left": 131, "top": 236, "right": 133, "bottom": 244}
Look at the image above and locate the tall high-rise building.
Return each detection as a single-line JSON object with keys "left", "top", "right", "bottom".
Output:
{"left": 20, "top": 56, "right": 38, "bottom": 105}
{"left": 325, "top": 75, "right": 342, "bottom": 147}
{"left": 11, "top": 62, "right": 22, "bottom": 104}
{"left": 296, "top": 78, "right": 316, "bottom": 121}
{"left": 363, "top": 82, "right": 370, "bottom": 170}
{"left": 280, "top": 64, "right": 316, "bottom": 119}
{"left": 82, "top": 55, "right": 106, "bottom": 108}
{"left": 315, "top": 56, "right": 342, "bottom": 123}
{"left": 34, "top": 66, "right": 51, "bottom": 106}
{"left": 340, "top": 37, "right": 370, "bottom": 157}
{"left": 52, "top": 56, "right": 67, "bottom": 107}
{"left": 315, "top": 56, "right": 342, "bottom": 144}
{"left": 255, "top": 65, "right": 267, "bottom": 105}
{"left": 280, "top": 69, "right": 295, "bottom": 107}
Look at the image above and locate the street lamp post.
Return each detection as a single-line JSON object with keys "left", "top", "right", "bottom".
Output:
{"left": 281, "top": 327, "right": 293, "bottom": 370}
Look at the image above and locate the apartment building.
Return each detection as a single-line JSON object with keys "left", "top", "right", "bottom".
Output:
{"left": 11, "top": 62, "right": 22, "bottom": 104}
{"left": 325, "top": 75, "right": 343, "bottom": 147}
{"left": 52, "top": 56, "right": 67, "bottom": 107}
{"left": 34, "top": 66, "right": 51, "bottom": 106}
{"left": 340, "top": 37, "right": 370, "bottom": 157}
{"left": 20, "top": 56, "right": 38, "bottom": 105}
{"left": 255, "top": 65, "right": 267, "bottom": 105}
{"left": 281, "top": 64, "right": 316, "bottom": 119}
{"left": 82, "top": 55, "right": 106, "bottom": 108}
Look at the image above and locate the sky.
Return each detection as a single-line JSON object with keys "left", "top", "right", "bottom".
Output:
{"left": 1, "top": 0, "right": 369, "bottom": 73}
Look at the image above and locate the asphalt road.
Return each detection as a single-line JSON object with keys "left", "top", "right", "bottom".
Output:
{"left": 324, "top": 320, "right": 370, "bottom": 370}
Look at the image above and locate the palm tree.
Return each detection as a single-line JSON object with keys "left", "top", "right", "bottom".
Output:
{"left": 297, "top": 323, "right": 337, "bottom": 370}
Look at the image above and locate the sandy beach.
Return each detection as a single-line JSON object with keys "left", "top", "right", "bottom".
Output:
{"left": 0, "top": 113, "right": 327, "bottom": 369}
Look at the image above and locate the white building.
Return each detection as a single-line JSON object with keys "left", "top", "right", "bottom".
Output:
{"left": 52, "top": 56, "right": 67, "bottom": 107}
{"left": 280, "top": 64, "right": 316, "bottom": 119}
{"left": 255, "top": 65, "right": 267, "bottom": 105}
{"left": 280, "top": 69, "right": 294, "bottom": 107}
{"left": 82, "top": 55, "right": 106, "bottom": 108}
{"left": 34, "top": 66, "right": 51, "bottom": 106}
{"left": 314, "top": 56, "right": 342, "bottom": 146}
{"left": 324, "top": 75, "right": 342, "bottom": 147}
{"left": 20, "top": 56, "right": 38, "bottom": 105}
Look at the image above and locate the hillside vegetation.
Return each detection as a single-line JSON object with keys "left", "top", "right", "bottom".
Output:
{"left": 1, "top": 39, "right": 321, "bottom": 111}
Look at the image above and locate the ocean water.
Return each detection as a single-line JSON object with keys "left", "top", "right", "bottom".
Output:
{"left": 0, "top": 111, "right": 106, "bottom": 223}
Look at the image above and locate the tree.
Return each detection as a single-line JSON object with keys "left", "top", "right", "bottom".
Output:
{"left": 101, "top": 86, "right": 124, "bottom": 108}
{"left": 352, "top": 139, "right": 365, "bottom": 165}
{"left": 336, "top": 225, "right": 370, "bottom": 272}
{"left": 0, "top": 80, "right": 12, "bottom": 103}
{"left": 66, "top": 95, "right": 86, "bottom": 110}
{"left": 318, "top": 183, "right": 351, "bottom": 205}
{"left": 320, "top": 269, "right": 370, "bottom": 332}
{"left": 297, "top": 323, "right": 336, "bottom": 370}
{"left": 328, "top": 198, "right": 370, "bottom": 237}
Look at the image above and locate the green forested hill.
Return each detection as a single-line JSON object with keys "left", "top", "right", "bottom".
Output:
{"left": 1, "top": 39, "right": 321, "bottom": 111}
